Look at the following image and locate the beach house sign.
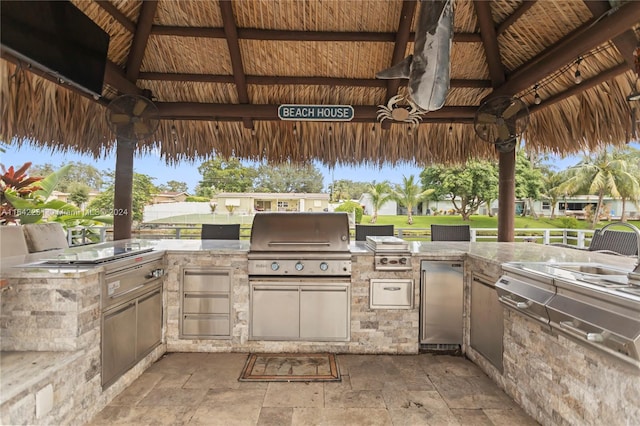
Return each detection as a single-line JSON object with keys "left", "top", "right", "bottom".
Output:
{"left": 278, "top": 104, "right": 354, "bottom": 121}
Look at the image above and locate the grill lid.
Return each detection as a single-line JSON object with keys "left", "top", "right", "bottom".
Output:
{"left": 250, "top": 212, "right": 350, "bottom": 253}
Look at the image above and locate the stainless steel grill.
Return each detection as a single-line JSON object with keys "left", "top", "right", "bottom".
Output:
{"left": 248, "top": 212, "right": 352, "bottom": 277}
{"left": 247, "top": 212, "right": 352, "bottom": 341}
{"left": 499, "top": 262, "right": 640, "bottom": 368}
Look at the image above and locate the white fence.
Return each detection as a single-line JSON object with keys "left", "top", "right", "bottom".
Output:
{"left": 69, "top": 226, "right": 598, "bottom": 248}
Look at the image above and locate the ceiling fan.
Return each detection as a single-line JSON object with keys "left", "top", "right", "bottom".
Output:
{"left": 105, "top": 94, "right": 159, "bottom": 141}
{"left": 473, "top": 96, "right": 530, "bottom": 153}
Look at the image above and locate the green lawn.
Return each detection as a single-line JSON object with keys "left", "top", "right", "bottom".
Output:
{"left": 365, "top": 214, "right": 640, "bottom": 230}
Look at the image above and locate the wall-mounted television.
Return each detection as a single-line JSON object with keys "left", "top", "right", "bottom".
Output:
{"left": 1, "top": 0, "right": 110, "bottom": 97}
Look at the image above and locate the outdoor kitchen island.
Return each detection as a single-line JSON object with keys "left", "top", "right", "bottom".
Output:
{"left": 1, "top": 240, "right": 638, "bottom": 425}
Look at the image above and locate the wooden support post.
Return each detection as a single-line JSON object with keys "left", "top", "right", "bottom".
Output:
{"left": 498, "top": 149, "right": 515, "bottom": 242}
{"left": 113, "top": 140, "right": 134, "bottom": 240}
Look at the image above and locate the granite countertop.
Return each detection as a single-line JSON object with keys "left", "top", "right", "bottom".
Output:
{"left": 3, "top": 239, "right": 635, "bottom": 278}
{"left": 412, "top": 242, "right": 635, "bottom": 272}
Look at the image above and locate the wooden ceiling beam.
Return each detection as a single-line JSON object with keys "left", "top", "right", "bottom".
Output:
{"left": 381, "top": 0, "right": 418, "bottom": 130}
{"left": 149, "top": 25, "right": 481, "bottom": 43}
{"left": 491, "top": 0, "right": 640, "bottom": 98}
{"left": 582, "top": 1, "right": 639, "bottom": 70}
{"left": 474, "top": 1, "right": 505, "bottom": 87}
{"left": 528, "top": 63, "right": 628, "bottom": 113}
{"left": 219, "top": 1, "right": 253, "bottom": 130}
{"left": 0, "top": 51, "right": 108, "bottom": 105}
{"left": 155, "top": 102, "right": 477, "bottom": 120}
{"left": 158, "top": 116, "right": 474, "bottom": 124}
{"left": 138, "top": 71, "right": 492, "bottom": 88}
{"left": 496, "top": 1, "right": 537, "bottom": 36}
{"left": 96, "top": 0, "right": 136, "bottom": 33}
{"left": 105, "top": 61, "right": 143, "bottom": 95}
{"left": 125, "top": 0, "right": 157, "bottom": 83}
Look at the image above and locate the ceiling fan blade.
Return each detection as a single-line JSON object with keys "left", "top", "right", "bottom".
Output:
{"left": 132, "top": 99, "right": 148, "bottom": 116}
{"left": 476, "top": 113, "right": 497, "bottom": 124}
{"left": 497, "top": 123, "right": 511, "bottom": 141}
{"left": 134, "top": 121, "right": 150, "bottom": 135}
{"left": 110, "top": 113, "right": 131, "bottom": 124}
{"left": 502, "top": 101, "right": 521, "bottom": 119}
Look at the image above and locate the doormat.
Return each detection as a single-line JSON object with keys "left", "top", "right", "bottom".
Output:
{"left": 238, "top": 353, "right": 340, "bottom": 382}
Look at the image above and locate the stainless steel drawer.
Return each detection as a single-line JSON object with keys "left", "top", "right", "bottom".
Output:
{"left": 183, "top": 270, "right": 230, "bottom": 293}
{"left": 182, "top": 315, "right": 230, "bottom": 336}
{"left": 370, "top": 279, "right": 413, "bottom": 309}
{"left": 183, "top": 294, "right": 230, "bottom": 314}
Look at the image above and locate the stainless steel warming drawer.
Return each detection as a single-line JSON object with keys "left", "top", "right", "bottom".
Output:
{"left": 180, "top": 268, "right": 232, "bottom": 339}
{"left": 370, "top": 279, "right": 413, "bottom": 309}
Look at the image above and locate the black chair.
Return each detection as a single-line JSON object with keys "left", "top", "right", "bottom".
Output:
{"left": 430, "top": 224, "right": 471, "bottom": 242}
{"left": 201, "top": 224, "right": 241, "bottom": 240}
{"left": 586, "top": 229, "right": 637, "bottom": 256}
{"left": 551, "top": 228, "right": 638, "bottom": 256}
{"left": 355, "top": 224, "right": 394, "bottom": 241}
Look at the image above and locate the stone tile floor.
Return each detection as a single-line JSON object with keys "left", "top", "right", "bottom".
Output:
{"left": 88, "top": 352, "right": 538, "bottom": 426}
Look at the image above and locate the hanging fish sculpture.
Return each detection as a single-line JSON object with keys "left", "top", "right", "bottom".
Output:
{"left": 376, "top": 0, "right": 454, "bottom": 112}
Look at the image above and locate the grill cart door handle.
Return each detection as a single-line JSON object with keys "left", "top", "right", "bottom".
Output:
{"left": 269, "top": 242, "right": 331, "bottom": 246}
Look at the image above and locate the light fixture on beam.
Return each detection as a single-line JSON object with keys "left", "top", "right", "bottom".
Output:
{"left": 574, "top": 57, "right": 583, "bottom": 84}
{"left": 534, "top": 84, "right": 542, "bottom": 105}
{"left": 627, "top": 92, "right": 640, "bottom": 102}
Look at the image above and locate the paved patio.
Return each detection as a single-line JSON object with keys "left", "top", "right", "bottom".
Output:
{"left": 88, "top": 352, "right": 538, "bottom": 425}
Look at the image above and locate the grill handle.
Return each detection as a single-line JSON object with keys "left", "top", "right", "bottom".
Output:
{"left": 268, "top": 242, "right": 331, "bottom": 246}
{"left": 559, "top": 321, "right": 605, "bottom": 343}
{"left": 498, "top": 295, "right": 532, "bottom": 310}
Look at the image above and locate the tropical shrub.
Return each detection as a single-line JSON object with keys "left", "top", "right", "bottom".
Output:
{"left": 335, "top": 200, "right": 363, "bottom": 223}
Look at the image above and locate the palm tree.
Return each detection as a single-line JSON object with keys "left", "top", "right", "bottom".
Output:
{"left": 612, "top": 148, "right": 640, "bottom": 221}
{"left": 391, "top": 175, "right": 434, "bottom": 225}
{"left": 559, "top": 149, "right": 639, "bottom": 228}
{"left": 366, "top": 181, "right": 393, "bottom": 223}
{"left": 541, "top": 169, "right": 567, "bottom": 219}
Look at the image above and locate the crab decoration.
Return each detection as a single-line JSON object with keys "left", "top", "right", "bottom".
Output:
{"left": 377, "top": 95, "right": 424, "bottom": 125}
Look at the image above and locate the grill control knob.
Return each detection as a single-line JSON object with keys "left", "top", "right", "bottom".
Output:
{"left": 271, "top": 262, "right": 280, "bottom": 271}
{"left": 319, "top": 262, "right": 329, "bottom": 271}
{"left": 295, "top": 262, "right": 304, "bottom": 271}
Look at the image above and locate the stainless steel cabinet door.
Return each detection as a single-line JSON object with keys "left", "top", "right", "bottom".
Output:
{"left": 251, "top": 286, "right": 299, "bottom": 339}
{"left": 300, "top": 286, "right": 349, "bottom": 340}
{"left": 420, "top": 262, "right": 463, "bottom": 344}
{"left": 470, "top": 274, "right": 504, "bottom": 372}
{"left": 136, "top": 289, "right": 162, "bottom": 358}
{"left": 102, "top": 301, "right": 136, "bottom": 387}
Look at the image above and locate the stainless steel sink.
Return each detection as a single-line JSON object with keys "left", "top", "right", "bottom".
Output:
{"left": 554, "top": 264, "right": 628, "bottom": 276}
{"left": 544, "top": 263, "right": 630, "bottom": 288}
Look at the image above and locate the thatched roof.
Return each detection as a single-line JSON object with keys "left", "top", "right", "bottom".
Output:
{"left": 2, "top": 0, "right": 639, "bottom": 168}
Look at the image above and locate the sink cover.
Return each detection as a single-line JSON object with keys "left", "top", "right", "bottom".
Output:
{"left": 554, "top": 264, "right": 628, "bottom": 276}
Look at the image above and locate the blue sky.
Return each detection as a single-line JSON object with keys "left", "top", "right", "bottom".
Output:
{"left": 1, "top": 142, "right": 626, "bottom": 193}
